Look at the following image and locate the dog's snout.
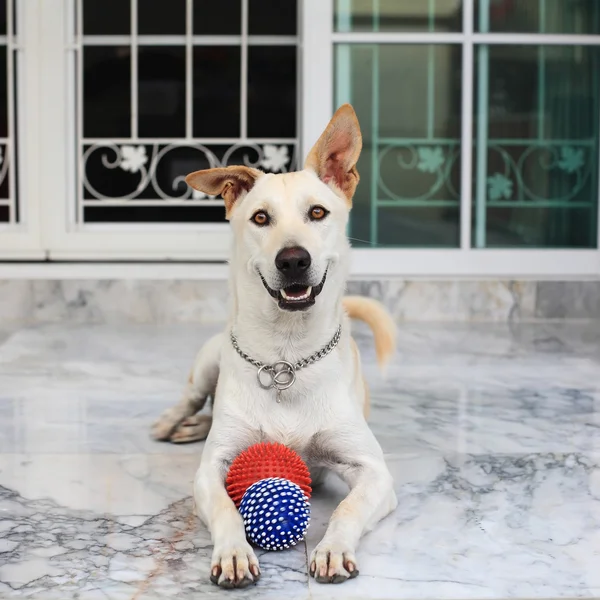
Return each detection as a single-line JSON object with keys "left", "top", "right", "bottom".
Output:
{"left": 275, "top": 246, "right": 312, "bottom": 279}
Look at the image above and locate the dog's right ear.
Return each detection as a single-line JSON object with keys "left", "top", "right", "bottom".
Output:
{"left": 185, "top": 166, "right": 263, "bottom": 219}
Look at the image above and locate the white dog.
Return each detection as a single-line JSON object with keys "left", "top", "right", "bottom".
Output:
{"left": 152, "top": 104, "right": 398, "bottom": 588}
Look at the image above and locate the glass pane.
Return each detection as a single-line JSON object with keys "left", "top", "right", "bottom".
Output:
{"left": 84, "top": 205, "right": 227, "bottom": 222}
{"left": 334, "top": 0, "right": 463, "bottom": 33}
{"left": 83, "top": 46, "right": 131, "bottom": 138}
{"left": 81, "top": 142, "right": 297, "bottom": 222}
{"left": 193, "top": 0, "right": 241, "bottom": 35}
{"left": 0, "top": 0, "right": 6, "bottom": 36}
{"left": 81, "top": 143, "right": 297, "bottom": 201}
{"left": 249, "top": 0, "right": 297, "bottom": 35}
{"left": 193, "top": 46, "right": 240, "bottom": 138}
{"left": 83, "top": 0, "right": 130, "bottom": 35}
{"left": 473, "top": 45, "right": 599, "bottom": 248}
{"left": 138, "top": 47, "right": 185, "bottom": 138}
{"left": 0, "top": 143, "right": 8, "bottom": 199}
{"left": 248, "top": 46, "right": 296, "bottom": 138}
{"left": 0, "top": 206, "right": 8, "bottom": 222}
{"left": 0, "top": 46, "right": 7, "bottom": 137}
{"left": 337, "top": 44, "right": 462, "bottom": 248}
{"left": 477, "top": 0, "right": 600, "bottom": 34}
{"left": 138, "top": 0, "right": 186, "bottom": 35}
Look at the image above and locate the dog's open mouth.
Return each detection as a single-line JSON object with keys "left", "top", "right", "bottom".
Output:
{"left": 260, "top": 270, "right": 328, "bottom": 311}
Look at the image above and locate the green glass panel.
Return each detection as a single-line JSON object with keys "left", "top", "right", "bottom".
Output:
{"left": 473, "top": 45, "right": 599, "bottom": 248}
{"left": 477, "top": 0, "right": 600, "bottom": 34}
{"left": 334, "top": 0, "right": 463, "bottom": 33}
{"left": 336, "top": 44, "right": 462, "bottom": 248}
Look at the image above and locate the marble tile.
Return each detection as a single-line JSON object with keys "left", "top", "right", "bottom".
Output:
{"left": 3, "top": 277, "right": 599, "bottom": 326}
{"left": 0, "top": 280, "right": 231, "bottom": 326}
{"left": 0, "top": 327, "right": 16, "bottom": 346}
{"left": 307, "top": 452, "right": 600, "bottom": 599}
{"left": 536, "top": 281, "right": 600, "bottom": 320}
{"left": 0, "top": 281, "right": 34, "bottom": 324}
{"left": 0, "top": 322, "right": 599, "bottom": 598}
{"left": 0, "top": 488, "right": 308, "bottom": 599}
{"left": 346, "top": 279, "right": 537, "bottom": 322}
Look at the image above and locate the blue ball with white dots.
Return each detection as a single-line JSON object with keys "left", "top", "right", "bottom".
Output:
{"left": 239, "top": 477, "right": 311, "bottom": 551}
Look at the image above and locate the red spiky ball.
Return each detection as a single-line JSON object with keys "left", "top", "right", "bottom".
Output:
{"left": 226, "top": 442, "right": 312, "bottom": 507}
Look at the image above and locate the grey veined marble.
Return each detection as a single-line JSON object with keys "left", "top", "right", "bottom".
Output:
{"left": 0, "top": 322, "right": 599, "bottom": 599}
{"left": 2, "top": 278, "right": 600, "bottom": 326}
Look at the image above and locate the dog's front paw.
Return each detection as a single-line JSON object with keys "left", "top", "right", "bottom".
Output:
{"left": 211, "top": 542, "right": 260, "bottom": 589}
{"left": 310, "top": 540, "right": 359, "bottom": 584}
{"left": 170, "top": 415, "right": 212, "bottom": 443}
{"left": 151, "top": 408, "right": 185, "bottom": 441}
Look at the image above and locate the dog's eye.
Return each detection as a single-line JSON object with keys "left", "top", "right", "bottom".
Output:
{"left": 252, "top": 211, "right": 270, "bottom": 226}
{"left": 309, "top": 206, "right": 328, "bottom": 221}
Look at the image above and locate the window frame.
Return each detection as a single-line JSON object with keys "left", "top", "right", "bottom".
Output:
{"left": 1, "top": 0, "right": 599, "bottom": 276}
{"left": 34, "top": 0, "right": 301, "bottom": 261}
{"left": 0, "top": 0, "right": 44, "bottom": 259}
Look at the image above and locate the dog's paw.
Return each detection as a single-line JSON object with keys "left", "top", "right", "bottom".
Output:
{"left": 170, "top": 415, "right": 212, "bottom": 443}
{"left": 151, "top": 409, "right": 183, "bottom": 441}
{"left": 310, "top": 541, "right": 359, "bottom": 584}
{"left": 211, "top": 542, "right": 260, "bottom": 589}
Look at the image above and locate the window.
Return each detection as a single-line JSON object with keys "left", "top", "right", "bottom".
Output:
{"left": 0, "top": 0, "right": 16, "bottom": 226}
{"left": 474, "top": 44, "right": 599, "bottom": 248}
{"left": 1, "top": 0, "right": 600, "bottom": 274}
{"left": 333, "top": 0, "right": 600, "bottom": 259}
{"left": 75, "top": 0, "right": 298, "bottom": 226}
{"left": 337, "top": 42, "right": 462, "bottom": 248}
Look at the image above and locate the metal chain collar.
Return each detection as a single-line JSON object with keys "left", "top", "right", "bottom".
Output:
{"left": 230, "top": 325, "right": 342, "bottom": 400}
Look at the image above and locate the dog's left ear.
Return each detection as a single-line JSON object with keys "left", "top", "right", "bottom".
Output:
{"left": 304, "top": 104, "right": 362, "bottom": 205}
{"left": 185, "top": 166, "right": 262, "bottom": 219}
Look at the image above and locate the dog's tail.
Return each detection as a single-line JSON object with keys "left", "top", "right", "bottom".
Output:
{"left": 342, "top": 296, "right": 396, "bottom": 369}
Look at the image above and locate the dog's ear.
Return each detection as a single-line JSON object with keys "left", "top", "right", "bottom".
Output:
{"left": 185, "top": 166, "right": 263, "bottom": 219}
{"left": 304, "top": 104, "right": 362, "bottom": 205}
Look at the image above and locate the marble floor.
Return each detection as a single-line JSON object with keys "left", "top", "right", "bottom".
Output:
{"left": 0, "top": 321, "right": 599, "bottom": 599}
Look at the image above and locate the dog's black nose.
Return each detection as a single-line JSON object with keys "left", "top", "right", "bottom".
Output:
{"left": 275, "top": 247, "right": 312, "bottom": 279}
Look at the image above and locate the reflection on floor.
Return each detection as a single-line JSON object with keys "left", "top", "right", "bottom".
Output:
{"left": 0, "top": 321, "right": 599, "bottom": 599}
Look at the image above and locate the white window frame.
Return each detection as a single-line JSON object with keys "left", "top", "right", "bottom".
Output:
{"left": 36, "top": 0, "right": 300, "bottom": 261}
{"left": 0, "top": 0, "right": 44, "bottom": 259}
{"left": 302, "top": 0, "right": 600, "bottom": 277}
